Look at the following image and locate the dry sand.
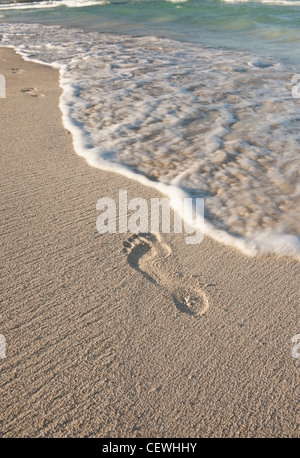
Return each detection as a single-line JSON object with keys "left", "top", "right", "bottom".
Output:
{"left": 0, "top": 47, "right": 299, "bottom": 437}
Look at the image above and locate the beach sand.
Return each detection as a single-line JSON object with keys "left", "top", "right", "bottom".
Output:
{"left": 0, "top": 47, "right": 299, "bottom": 437}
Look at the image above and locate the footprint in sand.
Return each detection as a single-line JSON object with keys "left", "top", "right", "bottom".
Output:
{"left": 122, "top": 233, "right": 210, "bottom": 317}
{"left": 21, "top": 87, "right": 44, "bottom": 98}
{"left": 11, "top": 67, "right": 24, "bottom": 74}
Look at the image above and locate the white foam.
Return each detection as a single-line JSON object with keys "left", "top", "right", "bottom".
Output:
{"left": 165, "top": 0, "right": 188, "bottom": 3}
{"left": 1, "top": 23, "right": 299, "bottom": 260}
{"left": 222, "top": 0, "right": 300, "bottom": 6}
{"left": 0, "top": 0, "right": 108, "bottom": 11}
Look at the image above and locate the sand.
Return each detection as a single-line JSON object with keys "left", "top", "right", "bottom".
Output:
{"left": 0, "top": 47, "right": 299, "bottom": 438}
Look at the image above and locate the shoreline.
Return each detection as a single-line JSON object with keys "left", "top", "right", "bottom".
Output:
{"left": 0, "top": 47, "right": 299, "bottom": 437}
{"left": 1, "top": 35, "right": 299, "bottom": 260}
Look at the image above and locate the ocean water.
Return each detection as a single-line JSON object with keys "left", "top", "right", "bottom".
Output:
{"left": 0, "top": 1, "right": 299, "bottom": 258}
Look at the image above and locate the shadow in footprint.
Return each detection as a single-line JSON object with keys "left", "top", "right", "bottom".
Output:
{"left": 122, "top": 233, "right": 157, "bottom": 285}
{"left": 21, "top": 87, "right": 43, "bottom": 97}
{"left": 172, "top": 287, "right": 209, "bottom": 317}
{"left": 122, "top": 232, "right": 210, "bottom": 317}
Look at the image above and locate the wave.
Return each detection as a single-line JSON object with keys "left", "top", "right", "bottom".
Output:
{"left": 0, "top": 0, "right": 109, "bottom": 11}
{"left": 1, "top": 23, "right": 300, "bottom": 259}
{"left": 222, "top": 0, "right": 300, "bottom": 6}
{"left": 165, "top": 0, "right": 189, "bottom": 3}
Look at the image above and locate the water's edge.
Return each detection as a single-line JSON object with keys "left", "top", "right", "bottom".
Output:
{"left": 2, "top": 25, "right": 300, "bottom": 260}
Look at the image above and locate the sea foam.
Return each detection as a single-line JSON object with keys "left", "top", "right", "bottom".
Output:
{"left": 0, "top": 0, "right": 108, "bottom": 10}
{"left": 1, "top": 23, "right": 299, "bottom": 259}
{"left": 222, "top": 0, "right": 300, "bottom": 6}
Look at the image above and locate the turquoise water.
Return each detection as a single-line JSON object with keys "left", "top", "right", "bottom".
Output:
{"left": 0, "top": 0, "right": 300, "bottom": 64}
